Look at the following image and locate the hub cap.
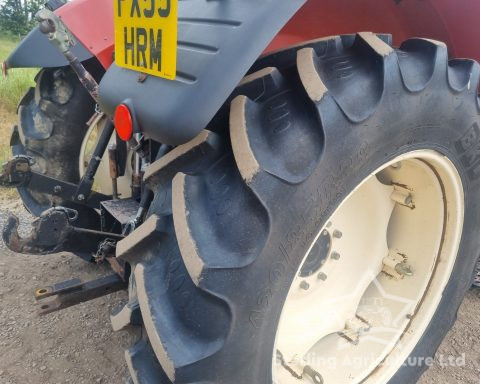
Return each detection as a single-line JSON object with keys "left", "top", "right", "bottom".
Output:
{"left": 274, "top": 150, "right": 464, "bottom": 384}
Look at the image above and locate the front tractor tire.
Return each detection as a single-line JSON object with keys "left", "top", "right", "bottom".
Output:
{"left": 11, "top": 66, "right": 96, "bottom": 216}
{"left": 116, "top": 33, "right": 480, "bottom": 384}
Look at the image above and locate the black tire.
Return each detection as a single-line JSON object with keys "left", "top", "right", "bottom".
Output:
{"left": 11, "top": 66, "right": 96, "bottom": 217}
{"left": 117, "top": 33, "right": 480, "bottom": 383}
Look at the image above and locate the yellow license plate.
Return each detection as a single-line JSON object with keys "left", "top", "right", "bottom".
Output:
{"left": 114, "top": 0, "right": 178, "bottom": 80}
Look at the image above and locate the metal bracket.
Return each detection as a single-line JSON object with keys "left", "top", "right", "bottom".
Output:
{"left": 2, "top": 207, "right": 124, "bottom": 261}
{"left": 35, "top": 274, "right": 127, "bottom": 315}
{"left": 0, "top": 155, "right": 34, "bottom": 187}
{"left": 0, "top": 155, "right": 109, "bottom": 209}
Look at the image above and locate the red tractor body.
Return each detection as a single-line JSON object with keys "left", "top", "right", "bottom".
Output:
{"left": 58, "top": 0, "right": 480, "bottom": 70}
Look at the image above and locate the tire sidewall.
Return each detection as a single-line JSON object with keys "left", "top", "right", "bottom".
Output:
{"left": 234, "top": 93, "right": 480, "bottom": 383}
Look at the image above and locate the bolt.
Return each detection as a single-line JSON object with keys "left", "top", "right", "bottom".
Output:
{"left": 331, "top": 252, "right": 341, "bottom": 260}
{"left": 77, "top": 194, "right": 85, "bottom": 201}
{"left": 317, "top": 272, "right": 328, "bottom": 281}
{"left": 395, "top": 262, "right": 413, "bottom": 277}
{"left": 333, "top": 230, "right": 343, "bottom": 239}
{"left": 391, "top": 162, "right": 402, "bottom": 170}
{"left": 300, "top": 281, "right": 310, "bottom": 290}
{"left": 53, "top": 185, "right": 62, "bottom": 194}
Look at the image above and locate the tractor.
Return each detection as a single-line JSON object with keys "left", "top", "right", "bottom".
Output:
{"left": 1, "top": 0, "right": 480, "bottom": 383}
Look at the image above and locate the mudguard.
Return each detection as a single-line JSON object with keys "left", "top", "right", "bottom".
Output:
{"left": 5, "top": 27, "right": 92, "bottom": 70}
{"left": 99, "top": 0, "right": 306, "bottom": 146}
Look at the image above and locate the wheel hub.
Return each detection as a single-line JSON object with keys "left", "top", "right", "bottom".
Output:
{"left": 274, "top": 150, "right": 464, "bottom": 384}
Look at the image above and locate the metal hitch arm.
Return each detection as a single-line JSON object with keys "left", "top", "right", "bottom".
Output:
{"left": 34, "top": 274, "right": 127, "bottom": 315}
{"left": 0, "top": 155, "right": 109, "bottom": 209}
{"left": 2, "top": 207, "right": 124, "bottom": 261}
{"left": 36, "top": 7, "right": 99, "bottom": 102}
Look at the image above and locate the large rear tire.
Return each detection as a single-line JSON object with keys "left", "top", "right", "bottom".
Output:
{"left": 116, "top": 33, "right": 480, "bottom": 383}
{"left": 11, "top": 66, "right": 96, "bottom": 217}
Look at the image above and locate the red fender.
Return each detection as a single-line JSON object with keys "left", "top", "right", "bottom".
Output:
{"left": 61, "top": 0, "right": 480, "bottom": 69}
{"left": 56, "top": 0, "right": 114, "bottom": 69}
{"left": 268, "top": 0, "right": 480, "bottom": 63}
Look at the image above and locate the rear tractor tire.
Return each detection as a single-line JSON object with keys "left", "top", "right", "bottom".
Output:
{"left": 11, "top": 66, "right": 96, "bottom": 218}
{"left": 115, "top": 32, "right": 480, "bottom": 384}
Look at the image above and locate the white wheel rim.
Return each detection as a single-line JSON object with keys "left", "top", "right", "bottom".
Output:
{"left": 79, "top": 114, "right": 132, "bottom": 198}
{"left": 273, "top": 150, "right": 464, "bottom": 384}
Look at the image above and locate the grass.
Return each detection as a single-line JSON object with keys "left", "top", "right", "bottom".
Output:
{"left": 0, "top": 32, "right": 38, "bottom": 201}
{"left": 0, "top": 33, "right": 38, "bottom": 113}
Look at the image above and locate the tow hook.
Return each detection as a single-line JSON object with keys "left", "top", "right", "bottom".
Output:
{"left": 0, "top": 155, "right": 34, "bottom": 188}
{"left": 2, "top": 207, "right": 124, "bottom": 262}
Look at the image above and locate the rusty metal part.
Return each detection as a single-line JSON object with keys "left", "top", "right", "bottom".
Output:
{"left": 35, "top": 274, "right": 127, "bottom": 315}
{"left": 131, "top": 172, "right": 143, "bottom": 201}
{"left": 106, "top": 256, "right": 126, "bottom": 278}
{"left": 95, "top": 238, "right": 127, "bottom": 279}
{"left": 0, "top": 155, "right": 109, "bottom": 209}
{"left": 3, "top": 207, "right": 124, "bottom": 261}
{"left": 35, "top": 7, "right": 99, "bottom": 102}
{"left": 108, "top": 143, "right": 119, "bottom": 199}
{"left": 0, "top": 155, "right": 34, "bottom": 187}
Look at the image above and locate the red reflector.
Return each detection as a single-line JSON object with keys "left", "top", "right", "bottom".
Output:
{"left": 114, "top": 104, "right": 133, "bottom": 141}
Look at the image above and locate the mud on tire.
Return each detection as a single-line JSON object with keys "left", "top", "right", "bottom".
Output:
{"left": 11, "top": 66, "right": 96, "bottom": 216}
{"left": 116, "top": 33, "right": 480, "bottom": 383}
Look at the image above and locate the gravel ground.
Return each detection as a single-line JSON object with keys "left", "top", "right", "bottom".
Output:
{"left": 0, "top": 199, "right": 478, "bottom": 384}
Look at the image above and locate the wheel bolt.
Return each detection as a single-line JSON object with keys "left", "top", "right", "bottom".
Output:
{"left": 300, "top": 281, "right": 310, "bottom": 290}
{"left": 331, "top": 252, "right": 341, "bottom": 260}
{"left": 333, "top": 230, "right": 343, "bottom": 239}
{"left": 317, "top": 272, "right": 327, "bottom": 281}
{"left": 391, "top": 162, "right": 402, "bottom": 170}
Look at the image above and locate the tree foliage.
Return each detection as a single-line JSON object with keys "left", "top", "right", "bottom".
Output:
{"left": 0, "top": 0, "right": 45, "bottom": 36}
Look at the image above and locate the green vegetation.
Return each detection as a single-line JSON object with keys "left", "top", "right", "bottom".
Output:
{"left": 0, "top": 33, "right": 37, "bottom": 199}
{"left": 0, "top": 0, "right": 44, "bottom": 36}
{"left": 0, "top": 33, "right": 38, "bottom": 113}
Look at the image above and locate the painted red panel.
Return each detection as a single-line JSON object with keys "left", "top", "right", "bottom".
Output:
{"left": 58, "top": 0, "right": 480, "bottom": 69}
{"left": 56, "top": 0, "right": 114, "bottom": 68}
{"left": 268, "top": 0, "right": 480, "bottom": 63}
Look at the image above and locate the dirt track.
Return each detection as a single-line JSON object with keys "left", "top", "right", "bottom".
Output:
{"left": 0, "top": 199, "right": 478, "bottom": 384}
